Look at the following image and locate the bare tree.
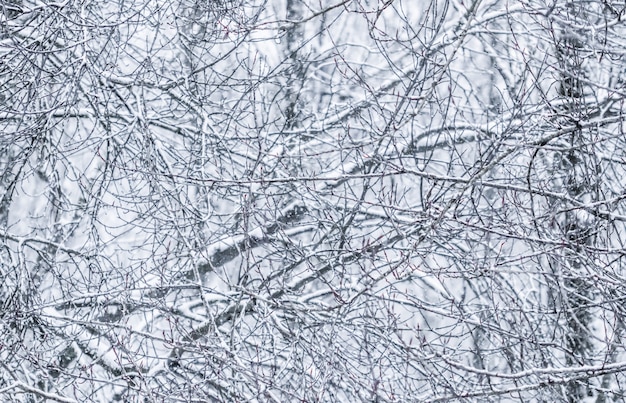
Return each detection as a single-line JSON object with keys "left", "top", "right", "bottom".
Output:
{"left": 2, "top": 0, "right": 626, "bottom": 401}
